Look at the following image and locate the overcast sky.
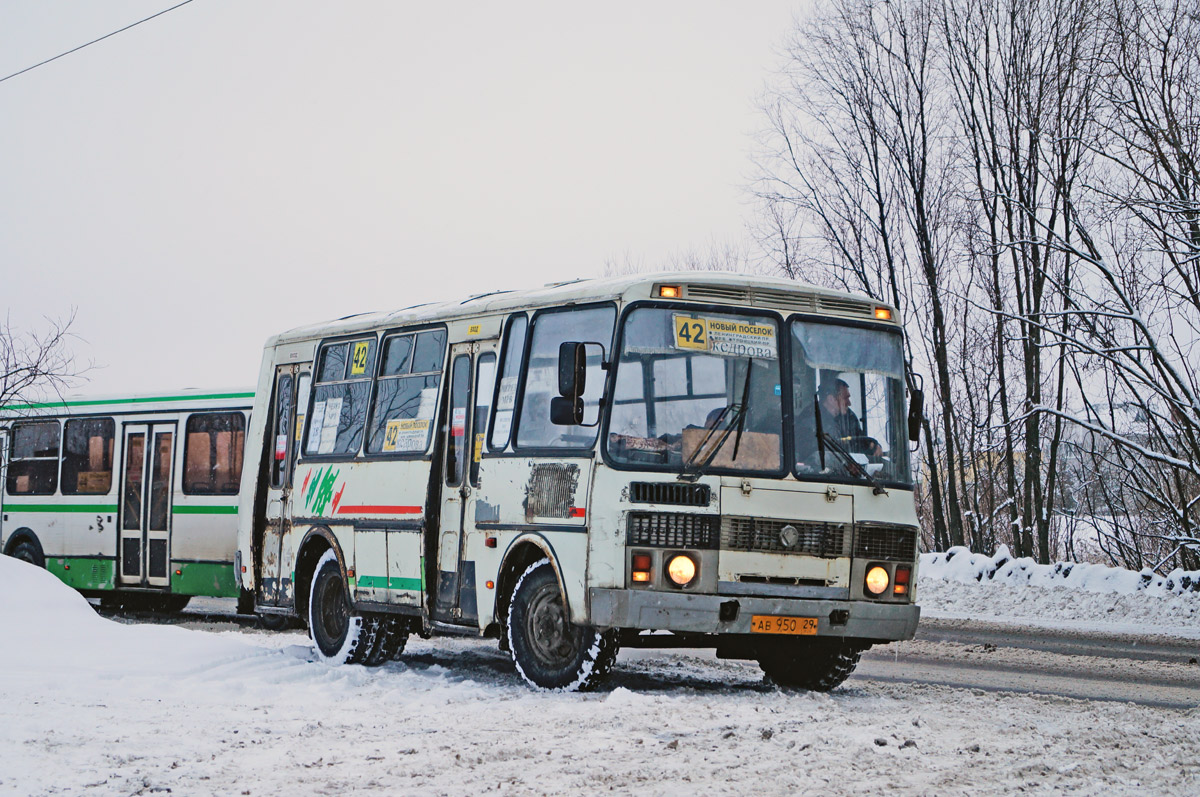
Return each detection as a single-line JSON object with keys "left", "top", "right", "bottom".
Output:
{"left": 1, "top": 1, "right": 801, "bottom": 396}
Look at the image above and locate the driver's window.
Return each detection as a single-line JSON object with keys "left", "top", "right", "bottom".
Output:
{"left": 514, "top": 305, "right": 615, "bottom": 450}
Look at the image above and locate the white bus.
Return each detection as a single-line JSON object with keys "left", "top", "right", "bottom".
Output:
{"left": 1, "top": 390, "right": 252, "bottom": 611}
{"left": 238, "top": 273, "right": 922, "bottom": 689}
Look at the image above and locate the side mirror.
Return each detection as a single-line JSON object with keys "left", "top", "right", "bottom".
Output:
{"left": 550, "top": 395, "right": 584, "bottom": 425}
{"left": 558, "top": 342, "right": 586, "bottom": 399}
{"left": 550, "top": 341, "right": 606, "bottom": 426}
{"left": 908, "top": 389, "right": 923, "bottom": 442}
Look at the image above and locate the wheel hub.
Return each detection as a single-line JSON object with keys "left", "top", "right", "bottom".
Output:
{"left": 525, "top": 583, "right": 578, "bottom": 666}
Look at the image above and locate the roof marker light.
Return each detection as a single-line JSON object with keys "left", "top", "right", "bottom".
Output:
{"left": 659, "top": 285, "right": 681, "bottom": 299}
{"left": 875, "top": 307, "right": 893, "bottom": 321}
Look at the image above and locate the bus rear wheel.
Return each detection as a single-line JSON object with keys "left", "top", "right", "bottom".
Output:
{"left": 308, "top": 550, "right": 372, "bottom": 666}
{"left": 10, "top": 540, "right": 44, "bottom": 568}
{"left": 757, "top": 638, "right": 868, "bottom": 692}
{"left": 506, "top": 559, "right": 618, "bottom": 691}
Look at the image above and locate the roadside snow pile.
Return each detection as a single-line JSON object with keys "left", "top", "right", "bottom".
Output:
{"left": 918, "top": 545, "right": 1200, "bottom": 636}
{"left": 0, "top": 555, "right": 255, "bottom": 675}
{"left": 923, "top": 544, "right": 1200, "bottom": 595}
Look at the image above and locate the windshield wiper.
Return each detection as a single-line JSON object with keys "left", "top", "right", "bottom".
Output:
{"left": 679, "top": 360, "right": 754, "bottom": 483}
{"left": 819, "top": 432, "right": 888, "bottom": 496}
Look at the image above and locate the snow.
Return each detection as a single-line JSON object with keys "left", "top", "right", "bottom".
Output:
{"left": 2, "top": 554, "right": 1199, "bottom": 796}
{"left": 920, "top": 546, "right": 1200, "bottom": 639}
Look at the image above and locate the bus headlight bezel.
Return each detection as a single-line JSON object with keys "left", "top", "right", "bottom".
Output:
{"left": 665, "top": 553, "right": 698, "bottom": 588}
{"left": 865, "top": 564, "right": 890, "bottom": 596}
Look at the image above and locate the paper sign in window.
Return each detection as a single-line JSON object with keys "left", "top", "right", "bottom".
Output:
{"left": 382, "top": 418, "right": 430, "bottom": 452}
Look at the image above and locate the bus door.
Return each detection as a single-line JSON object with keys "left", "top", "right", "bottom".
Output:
{"left": 434, "top": 340, "right": 497, "bottom": 624}
{"left": 118, "top": 423, "right": 176, "bottom": 588}
{"left": 261, "top": 365, "right": 309, "bottom": 606}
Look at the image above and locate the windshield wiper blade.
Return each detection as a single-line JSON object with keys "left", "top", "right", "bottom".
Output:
{"left": 678, "top": 405, "right": 742, "bottom": 482}
{"left": 820, "top": 432, "right": 888, "bottom": 496}
{"left": 813, "top": 391, "right": 826, "bottom": 470}
{"left": 679, "top": 360, "right": 755, "bottom": 483}
{"left": 729, "top": 359, "right": 753, "bottom": 461}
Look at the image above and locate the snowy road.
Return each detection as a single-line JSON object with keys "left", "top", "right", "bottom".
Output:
{"left": 4, "top": 559, "right": 1200, "bottom": 795}
{"left": 121, "top": 602, "right": 1200, "bottom": 708}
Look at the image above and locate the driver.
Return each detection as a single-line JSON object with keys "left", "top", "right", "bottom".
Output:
{"left": 797, "top": 377, "right": 882, "bottom": 467}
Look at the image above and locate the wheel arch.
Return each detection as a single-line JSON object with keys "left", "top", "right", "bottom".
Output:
{"left": 294, "top": 526, "right": 347, "bottom": 620}
{"left": 494, "top": 534, "right": 566, "bottom": 629}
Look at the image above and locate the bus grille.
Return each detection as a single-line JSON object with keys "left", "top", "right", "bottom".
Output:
{"left": 629, "top": 482, "right": 711, "bottom": 507}
{"left": 721, "top": 517, "right": 850, "bottom": 557}
{"left": 627, "top": 512, "right": 720, "bottom": 549}
{"left": 854, "top": 524, "right": 918, "bottom": 561}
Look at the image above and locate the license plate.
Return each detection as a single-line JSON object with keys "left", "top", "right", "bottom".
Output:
{"left": 750, "top": 615, "right": 819, "bottom": 635}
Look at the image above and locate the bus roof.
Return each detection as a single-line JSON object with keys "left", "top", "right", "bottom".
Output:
{"left": 0, "top": 387, "right": 255, "bottom": 419}
{"left": 268, "top": 270, "right": 894, "bottom": 347}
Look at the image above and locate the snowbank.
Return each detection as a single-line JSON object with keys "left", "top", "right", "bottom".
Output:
{"left": 0, "top": 556, "right": 255, "bottom": 676}
{"left": 923, "top": 545, "right": 1200, "bottom": 596}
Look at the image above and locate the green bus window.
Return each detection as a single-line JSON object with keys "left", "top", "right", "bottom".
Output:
{"left": 184, "top": 412, "right": 246, "bottom": 495}
{"left": 61, "top": 418, "right": 115, "bottom": 495}
{"left": 6, "top": 421, "right": 60, "bottom": 495}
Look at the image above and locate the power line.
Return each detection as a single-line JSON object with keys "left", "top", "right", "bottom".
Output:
{"left": 0, "top": 0, "right": 197, "bottom": 85}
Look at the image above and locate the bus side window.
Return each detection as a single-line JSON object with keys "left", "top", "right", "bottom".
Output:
{"left": 61, "top": 418, "right": 115, "bottom": 495}
{"left": 489, "top": 314, "right": 527, "bottom": 451}
{"left": 270, "top": 375, "right": 293, "bottom": 488}
{"left": 446, "top": 354, "right": 471, "bottom": 486}
{"left": 515, "top": 305, "right": 615, "bottom": 449}
{"left": 5, "top": 421, "right": 60, "bottom": 495}
{"left": 305, "top": 338, "right": 376, "bottom": 457}
{"left": 470, "top": 353, "right": 496, "bottom": 486}
{"left": 366, "top": 328, "right": 446, "bottom": 456}
{"left": 184, "top": 413, "right": 246, "bottom": 495}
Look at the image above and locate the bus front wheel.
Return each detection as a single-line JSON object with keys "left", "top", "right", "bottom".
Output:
{"left": 757, "top": 638, "right": 868, "bottom": 692}
{"left": 506, "top": 559, "right": 618, "bottom": 691}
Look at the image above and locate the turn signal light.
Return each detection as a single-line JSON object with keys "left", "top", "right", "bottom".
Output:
{"left": 632, "top": 552, "right": 652, "bottom": 584}
{"left": 658, "top": 285, "right": 681, "bottom": 298}
{"left": 894, "top": 566, "right": 911, "bottom": 596}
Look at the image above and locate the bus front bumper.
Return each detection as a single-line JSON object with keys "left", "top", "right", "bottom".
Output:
{"left": 588, "top": 588, "right": 920, "bottom": 642}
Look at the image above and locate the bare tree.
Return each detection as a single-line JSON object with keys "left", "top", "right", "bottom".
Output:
{"left": 0, "top": 312, "right": 87, "bottom": 412}
{"left": 754, "top": 0, "right": 967, "bottom": 550}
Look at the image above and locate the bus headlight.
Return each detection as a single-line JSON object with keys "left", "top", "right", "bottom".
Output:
{"left": 865, "top": 565, "right": 890, "bottom": 596}
{"left": 666, "top": 554, "right": 697, "bottom": 587}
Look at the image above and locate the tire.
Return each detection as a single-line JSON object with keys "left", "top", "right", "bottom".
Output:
{"left": 757, "top": 638, "right": 868, "bottom": 691}
{"left": 151, "top": 594, "right": 191, "bottom": 613}
{"left": 506, "top": 559, "right": 618, "bottom": 691}
{"left": 361, "top": 617, "right": 409, "bottom": 666}
{"left": 257, "top": 612, "right": 290, "bottom": 631}
{"left": 307, "top": 549, "right": 372, "bottom": 665}
{"left": 10, "top": 539, "right": 44, "bottom": 569}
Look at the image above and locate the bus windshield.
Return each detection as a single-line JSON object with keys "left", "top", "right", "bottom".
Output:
{"left": 791, "top": 319, "right": 911, "bottom": 486}
{"left": 606, "top": 308, "right": 785, "bottom": 474}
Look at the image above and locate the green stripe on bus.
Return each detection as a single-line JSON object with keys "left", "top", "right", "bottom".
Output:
{"left": 356, "top": 575, "right": 422, "bottom": 591}
{"left": 172, "top": 505, "right": 238, "bottom": 515}
{"left": 2, "top": 391, "right": 254, "bottom": 411}
{"left": 4, "top": 503, "right": 119, "bottom": 513}
{"left": 171, "top": 561, "right": 239, "bottom": 598}
{"left": 47, "top": 557, "right": 115, "bottom": 591}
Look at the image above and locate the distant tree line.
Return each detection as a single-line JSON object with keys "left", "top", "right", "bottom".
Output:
{"left": 752, "top": 0, "right": 1200, "bottom": 572}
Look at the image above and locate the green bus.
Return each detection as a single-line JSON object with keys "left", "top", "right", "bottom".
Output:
{"left": 1, "top": 389, "right": 252, "bottom": 611}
